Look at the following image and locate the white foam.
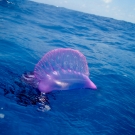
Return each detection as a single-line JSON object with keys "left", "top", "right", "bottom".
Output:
{"left": 45, "top": 105, "right": 51, "bottom": 111}
{"left": 0, "top": 113, "right": 5, "bottom": 119}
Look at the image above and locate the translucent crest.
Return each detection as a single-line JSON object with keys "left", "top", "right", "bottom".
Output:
{"left": 34, "top": 48, "right": 89, "bottom": 80}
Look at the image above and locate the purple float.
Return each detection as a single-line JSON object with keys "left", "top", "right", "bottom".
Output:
{"left": 22, "top": 48, "right": 97, "bottom": 93}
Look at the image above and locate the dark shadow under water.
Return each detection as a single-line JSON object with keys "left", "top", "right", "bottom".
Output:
{"left": 0, "top": 72, "right": 56, "bottom": 111}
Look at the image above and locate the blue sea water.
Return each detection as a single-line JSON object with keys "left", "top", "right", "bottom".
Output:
{"left": 0, "top": 0, "right": 135, "bottom": 134}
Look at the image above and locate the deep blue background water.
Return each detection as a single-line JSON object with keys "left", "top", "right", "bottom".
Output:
{"left": 0, "top": 0, "right": 135, "bottom": 134}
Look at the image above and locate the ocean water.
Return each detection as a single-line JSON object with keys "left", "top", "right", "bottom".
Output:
{"left": 0, "top": 0, "right": 135, "bottom": 134}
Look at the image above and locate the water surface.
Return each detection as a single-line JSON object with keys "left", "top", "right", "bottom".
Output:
{"left": 0, "top": 0, "right": 135, "bottom": 134}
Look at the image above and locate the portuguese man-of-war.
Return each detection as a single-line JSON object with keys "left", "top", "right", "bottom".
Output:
{"left": 22, "top": 48, "right": 97, "bottom": 93}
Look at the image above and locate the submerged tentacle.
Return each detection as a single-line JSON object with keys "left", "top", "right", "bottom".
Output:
{"left": 37, "top": 93, "right": 51, "bottom": 112}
